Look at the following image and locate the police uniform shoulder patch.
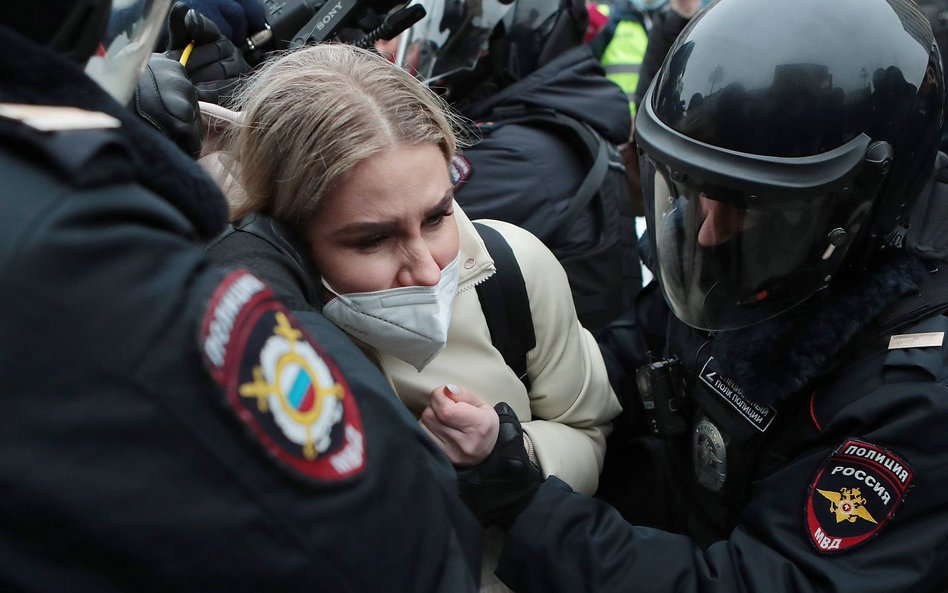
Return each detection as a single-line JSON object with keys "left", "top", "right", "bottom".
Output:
{"left": 805, "top": 438, "right": 912, "bottom": 553}
{"left": 200, "top": 270, "right": 366, "bottom": 482}
{"left": 450, "top": 153, "right": 472, "bottom": 188}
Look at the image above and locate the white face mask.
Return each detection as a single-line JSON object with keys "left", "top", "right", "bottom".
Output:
{"left": 321, "top": 255, "right": 461, "bottom": 371}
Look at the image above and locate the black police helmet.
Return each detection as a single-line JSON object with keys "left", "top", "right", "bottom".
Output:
{"left": 396, "top": 0, "right": 588, "bottom": 103}
{"left": 1, "top": 0, "right": 113, "bottom": 63}
{"left": 635, "top": 0, "right": 945, "bottom": 331}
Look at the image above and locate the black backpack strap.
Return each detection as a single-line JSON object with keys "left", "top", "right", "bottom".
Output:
{"left": 479, "top": 106, "right": 610, "bottom": 245}
{"left": 473, "top": 222, "right": 537, "bottom": 391}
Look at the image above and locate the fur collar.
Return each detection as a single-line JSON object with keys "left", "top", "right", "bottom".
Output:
{"left": 712, "top": 252, "right": 930, "bottom": 406}
{"left": 0, "top": 26, "right": 227, "bottom": 240}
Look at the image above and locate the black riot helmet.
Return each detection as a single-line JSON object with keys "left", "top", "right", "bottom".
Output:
{"left": 1, "top": 0, "right": 172, "bottom": 103}
{"left": 635, "top": 0, "right": 944, "bottom": 331}
{"left": 2, "top": 1, "right": 113, "bottom": 63}
{"left": 395, "top": 0, "right": 588, "bottom": 102}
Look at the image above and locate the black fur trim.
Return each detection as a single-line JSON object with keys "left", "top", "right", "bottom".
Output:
{"left": 712, "top": 252, "right": 930, "bottom": 406}
{"left": 0, "top": 26, "right": 227, "bottom": 240}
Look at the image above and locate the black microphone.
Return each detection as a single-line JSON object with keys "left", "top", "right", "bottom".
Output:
{"left": 353, "top": 4, "right": 426, "bottom": 50}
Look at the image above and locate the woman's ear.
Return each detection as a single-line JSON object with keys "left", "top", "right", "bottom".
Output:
{"left": 197, "top": 101, "right": 248, "bottom": 217}
{"left": 199, "top": 100, "right": 243, "bottom": 156}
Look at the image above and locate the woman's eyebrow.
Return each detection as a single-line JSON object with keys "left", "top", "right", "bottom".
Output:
{"left": 335, "top": 191, "right": 454, "bottom": 237}
{"left": 424, "top": 191, "right": 454, "bottom": 217}
{"left": 334, "top": 220, "right": 399, "bottom": 237}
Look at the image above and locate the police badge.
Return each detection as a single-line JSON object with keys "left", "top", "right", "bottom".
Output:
{"left": 805, "top": 438, "right": 912, "bottom": 553}
{"left": 201, "top": 271, "right": 366, "bottom": 482}
{"left": 693, "top": 418, "right": 727, "bottom": 492}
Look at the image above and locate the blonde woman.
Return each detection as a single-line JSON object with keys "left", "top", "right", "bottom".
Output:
{"left": 205, "top": 43, "right": 621, "bottom": 592}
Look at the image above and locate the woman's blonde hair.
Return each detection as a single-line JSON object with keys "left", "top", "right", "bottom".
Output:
{"left": 225, "top": 43, "right": 464, "bottom": 224}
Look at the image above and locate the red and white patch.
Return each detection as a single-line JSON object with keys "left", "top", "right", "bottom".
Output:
{"left": 200, "top": 271, "right": 366, "bottom": 482}
{"left": 805, "top": 438, "right": 912, "bottom": 553}
{"left": 450, "top": 153, "right": 472, "bottom": 188}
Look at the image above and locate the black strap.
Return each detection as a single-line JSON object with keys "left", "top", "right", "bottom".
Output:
{"left": 473, "top": 222, "right": 537, "bottom": 391}
{"left": 479, "top": 107, "right": 611, "bottom": 245}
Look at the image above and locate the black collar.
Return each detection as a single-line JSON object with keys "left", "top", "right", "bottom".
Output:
{"left": 711, "top": 252, "right": 931, "bottom": 406}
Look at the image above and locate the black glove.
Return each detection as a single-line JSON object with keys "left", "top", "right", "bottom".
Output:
{"left": 134, "top": 54, "right": 204, "bottom": 158}
{"left": 164, "top": 2, "right": 252, "bottom": 106}
{"left": 456, "top": 402, "right": 543, "bottom": 529}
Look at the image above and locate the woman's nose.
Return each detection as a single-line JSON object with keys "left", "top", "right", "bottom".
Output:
{"left": 396, "top": 245, "right": 442, "bottom": 287}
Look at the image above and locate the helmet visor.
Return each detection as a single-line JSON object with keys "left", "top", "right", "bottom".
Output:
{"left": 84, "top": 0, "right": 172, "bottom": 103}
{"left": 396, "top": 0, "right": 514, "bottom": 83}
{"left": 646, "top": 159, "right": 878, "bottom": 330}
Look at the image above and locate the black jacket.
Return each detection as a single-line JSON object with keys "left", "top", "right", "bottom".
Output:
{"left": 0, "top": 26, "right": 480, "bottom": 593}
{"left": 456, "top": 45, "right": 641, "bottom": 331}
{"left": 497, "top": 249, "right": 948, "bottom": 592}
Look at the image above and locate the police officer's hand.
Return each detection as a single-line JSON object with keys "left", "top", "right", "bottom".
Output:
{"left": 454, "top": 402, "right": 543, "bottom": 529}
{"left": 134, "top": 54, "right": 203, "bottom": 158}
{"left": 421, "top": 385, "right": 500, "bottom": 466}
{"left": 163, "top": 2, "right": 252, "bottom": 106}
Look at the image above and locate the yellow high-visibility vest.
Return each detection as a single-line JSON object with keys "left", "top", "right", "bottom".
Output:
{"left": 598, "top": 11, "right": 649, "bottom": 115}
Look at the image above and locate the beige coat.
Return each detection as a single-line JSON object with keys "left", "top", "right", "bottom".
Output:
{"left": 377, "top": 205, "right": 622, "bottom": 495}
{"left": 378, "top": 206, "right": 621, "bottom": 593}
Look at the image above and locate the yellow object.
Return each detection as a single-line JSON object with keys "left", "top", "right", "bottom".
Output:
{"left": 179, "top": 42, "right": 195, "bottom": 66}
{"left": 600, "top": 19, "right": 649, "bottom": 115}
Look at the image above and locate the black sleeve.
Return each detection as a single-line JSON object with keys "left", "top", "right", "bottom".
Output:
{"left": 498, "top": 362, "right": 948, "bottom": 593}
{"left": 206, "top": 228, "right": 319, "bottom": 311}
{"left": 0, "top": 157, "right": 483, "bottom": 592}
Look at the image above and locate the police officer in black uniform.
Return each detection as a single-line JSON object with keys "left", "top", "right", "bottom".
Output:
{"left": 0, "top": 3, "right": 481, "bottom": 591}
{"left": 458, "top": 0, "right": 948, "bottom": 590}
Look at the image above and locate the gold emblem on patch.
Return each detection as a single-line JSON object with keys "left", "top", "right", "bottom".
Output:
{"left": 238, "top": 312, "right": 346, "bottom": 460}
{"left": 817, "top": 487, "right": 878, "bottom": 524}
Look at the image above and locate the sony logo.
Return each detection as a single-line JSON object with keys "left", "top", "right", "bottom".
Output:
{"left": 315, "top": 2, "right": 344, "bottom": 30}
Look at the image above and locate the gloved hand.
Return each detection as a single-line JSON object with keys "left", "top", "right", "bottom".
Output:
{"left": 163, "top": 2, "right": 252, "bottom": 106}
{"left": 134, "top": 53, "right": 204, "bottom": 158}
{"left": 456, "top": 402, "right": 543, "bottom": 529}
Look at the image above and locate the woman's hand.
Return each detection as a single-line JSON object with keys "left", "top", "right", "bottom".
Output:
{"left": 420, "top": 384, "right": 500, "bottom": 466}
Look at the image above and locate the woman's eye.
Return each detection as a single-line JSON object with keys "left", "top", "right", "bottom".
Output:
{"left": 356, "top": 235, "right": 388, "bottom": 250}
{"left": 424, "top": 209, "right": 453, "bottom": 228}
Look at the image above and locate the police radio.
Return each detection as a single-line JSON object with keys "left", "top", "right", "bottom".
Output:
{"left": 248, "top": 0, "right": 425, "bottom": 59}
{"left": 635, "top": 357, "right": 688, "bottom": 437}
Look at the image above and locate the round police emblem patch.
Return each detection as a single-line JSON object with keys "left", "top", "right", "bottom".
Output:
{"left": 693, "top": 418, "right": 727, "bottom": 492}
{"left": 805, "top": 438, "right": 913, "bottom": 553}
{"left": 449, "top": 153, "right": 472, "bottom": 188}
{"left": 200, "top": 271, "right": 366, "bottom": 482}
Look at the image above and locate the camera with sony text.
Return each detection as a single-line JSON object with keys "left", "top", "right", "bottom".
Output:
{"left": 248, "top": 0, "right": 426, "bottom": 61}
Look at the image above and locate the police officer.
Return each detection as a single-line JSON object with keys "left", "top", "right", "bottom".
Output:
{"left": 459, "top": 0, "right": 948, "bottom": 590}
{"left": 0, "top": 3, "right": 481, "bottom": 591}
{"left": 396, "top": 0, "right": 641, "bottom": 332}
{"left": 590, "top": 0, "right": 676, "bottom": 115}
